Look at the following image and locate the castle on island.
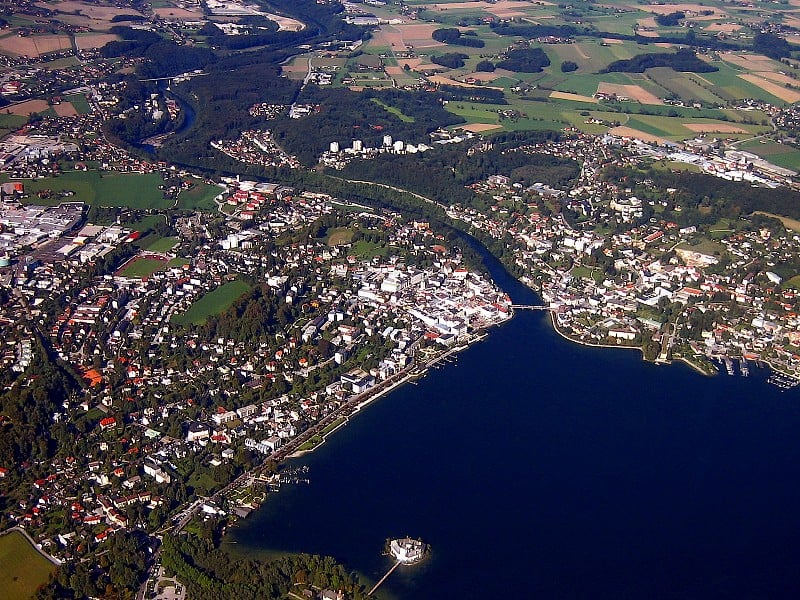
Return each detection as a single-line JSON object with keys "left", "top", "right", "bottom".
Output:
{"left": 389, "top": 537, "right": 426, "bottom": 564}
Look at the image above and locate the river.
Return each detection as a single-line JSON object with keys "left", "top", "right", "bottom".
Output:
{"left": 227, "top": 245, "right": 800, "bottom": 598}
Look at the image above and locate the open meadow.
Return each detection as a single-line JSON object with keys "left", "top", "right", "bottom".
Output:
{"left": 172, "top": 280, "right": 251, "bottom": 326}
{"left": 0, "top": 530, "right": 56, "bottom": 600}
{"left": 7, "top": 172, "right": 172, "bottom": 209}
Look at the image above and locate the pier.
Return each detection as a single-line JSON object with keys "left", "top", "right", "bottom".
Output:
{"left": 368, "top": 561, "right": 402, "bottom": 596}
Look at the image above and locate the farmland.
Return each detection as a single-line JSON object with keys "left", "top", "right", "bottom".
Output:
{"left": 4, "top": 172, "right": 171, "bottom": 209}
{"left": 284, "top": 0, "right": 792, "bottom": 147}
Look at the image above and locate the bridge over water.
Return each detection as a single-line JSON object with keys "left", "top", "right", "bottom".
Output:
{"left": 511, "top": 304, "right": 553, "bottom": 311}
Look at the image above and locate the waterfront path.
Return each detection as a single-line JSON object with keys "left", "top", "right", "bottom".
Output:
{"left": 368, "top": 560, "right": 401, "bottom": 596}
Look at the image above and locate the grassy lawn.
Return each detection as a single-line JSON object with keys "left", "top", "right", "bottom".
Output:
{"left": 351, "top": 240, "right": 388, "bottom": 259}
{"left": 4, "top": 171, "right": 170, "bottom": 209}
{"left": 371, "top": 98, "right": 415, "bottom": 122}
{"left": 64, "top": 93, "right": 91, "bottom": 114}
{"left": 178, "top": 181, "right": 223, "bottom": 211}
{"left": 327, "top": 228, "right": 354, "bottom": 246}
{"left": 784, "top": 275, "right": 800, "bottom": 289}
{"left": 118, "top": 256, "right": 169, "bottom": 279}
{"left": 146, "top": 236, "right": 179, "bottom": 252}
{"left": 0, "top": 113, "right": 26, "bottom": 135}
{"left": 120, "top": 214, "right": 164, "bottom": 231}
{"left": 0, "top": 530, "right": 56, "bottom": 600}
{"left": 172, "top": 280, "right": 251, "bottom": 326}
{"left": 677, "top": 238, "right": 727, "bottom": 257}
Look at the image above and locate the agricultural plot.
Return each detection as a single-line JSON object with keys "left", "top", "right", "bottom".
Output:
{"left": 0, "top": 531, "right": 56, "bottom": 600}
{"left": 738, "top": 139, "right": 800, "bottom": 172}
{"left": 14, "top": 171, "right": 171, "bottom": 209}
{"left": 172, "top": 280, "right": 251, "bottom": 326}
{"left": 0, "top": 34, "right": 71, "bottom": 57}
{"left": 64, "top": 93, "right": 92, "bottom": 115}
{"left": 646, "top": 67, "right": 722, "bottom": 105}
{"left": 696, "top": 63, "right": 787, "bottom": 104}
{"left": 4, "top": 99, "right": 50, "bottom": 116}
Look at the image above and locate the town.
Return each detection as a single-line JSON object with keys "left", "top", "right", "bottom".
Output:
{"left": 4, "top": 0, "right": 800, "bottom": 597}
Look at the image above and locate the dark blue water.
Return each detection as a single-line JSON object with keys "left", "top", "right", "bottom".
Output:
{"left": 229, "top": 252, "right": 800, "bottom": 598}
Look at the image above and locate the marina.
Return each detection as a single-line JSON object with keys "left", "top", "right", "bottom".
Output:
{"left": 767, "top": 372, "right": 800, "bottom": 390}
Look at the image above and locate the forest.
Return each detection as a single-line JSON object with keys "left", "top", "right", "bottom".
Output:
{"left": 654, "top": 11, "right": 685, "bottom": 27}
{"left": 339, "top": 130, "right": 576, "bottom": 208}
{"left": 159, "top": 530, "right": 370, "bottom": 600}
{"left": 602, "top": 164, "right": 800, "bottom": 227}
{"left": 496, "top": 47, "right": 551, "bottom": 73}
{"left": 431, "top": 52, "right": 469, "bottom": 69}
{"left": 100, "top": 27, "right": 214, "bottom": 79}
{"left": 432, "top": 27, "right": 485, "bottom": 48}
{"left": 601, "top": 48, "right": 717, "bottom": 74}
{"left": 270, "top": 87, "right": 464, "bottom": 165}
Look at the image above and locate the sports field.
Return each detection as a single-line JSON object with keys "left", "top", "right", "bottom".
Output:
{"left": 117, "top": 256, "right": 170, "bottom": 279}
{"left": 172, "top": 280, "right": 251, "bottom": 326}
{"left": 0, "top": 530, "right": 56, "bottom": 600}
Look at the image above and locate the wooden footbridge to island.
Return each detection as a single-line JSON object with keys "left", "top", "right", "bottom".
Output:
{"left": 368, "top": 561, "right": 402, "bottom": 596}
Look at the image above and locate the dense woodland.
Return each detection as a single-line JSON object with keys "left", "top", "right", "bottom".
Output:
{"left": 432, "top": 27, "right": 485, "bottom": 48}
{"left": 431, "top": 52, "right": 469, "bottom": 69}
{"left": 0, "top": 334, "right": 80, "bottom": 470}
{"left": 496, "top": 47, "right": 551, "bottom": 73}
{"left": 270, "top": 87, "right": 464, "bottom": 165}
{"left": 160, "top": 530, "right": 370, "bottom": 600}
{"left": 339, "top": 130, "right": 575, "bottom": 209}
{"left": 601, "top": 48, "right": 717, "bottom": 74}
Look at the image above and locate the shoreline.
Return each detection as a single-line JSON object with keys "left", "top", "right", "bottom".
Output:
{"left": 286, "top": 329, "right": 495, "bottom": 459}
{"left": 548, "top": 311, "right": 644, "bottom": 354}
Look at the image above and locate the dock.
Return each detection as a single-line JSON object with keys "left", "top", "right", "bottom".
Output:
{"left": 368, "top": 560, "right": 401, "bottom": 596}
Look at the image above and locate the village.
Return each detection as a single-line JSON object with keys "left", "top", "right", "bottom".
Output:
{"left": 447, "top": 132, "right": 800, "bottom": 377}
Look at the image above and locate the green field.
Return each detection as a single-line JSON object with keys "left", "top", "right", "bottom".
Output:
{"left": 0, "top": 530, "right": 56, "bottom": 600}
{"left": 352, "top": 239, "right": 388, "bottom": 259}
{"left": 178, "top": 181, "right": 225, "bottom": 211}
{"left": 738, "top": 139, "right": 800, "bottom": 172}
{"left": 172, "top": 280, "right": 251, "bottom": 326}
{"left": 5, "top": 171, "right": 171, "bottom": 209}
{"left": 146, "top": 236, "right": 179, "bottom": 252}
{"left": 64, "top": 93, "right": 91, "bottom": 115}
{"left": 0, "top": 113, "right": 27, "bottom": 135}
{"left": 118, "top": 256, "right": 169, "bottom": 278}
{"left": 327, "top": 228, "right": 354, "bottom": 245}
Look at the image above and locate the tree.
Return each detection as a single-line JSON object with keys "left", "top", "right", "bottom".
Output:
{"left": 561, "top": 60, "right": 578, "bottom": 73}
